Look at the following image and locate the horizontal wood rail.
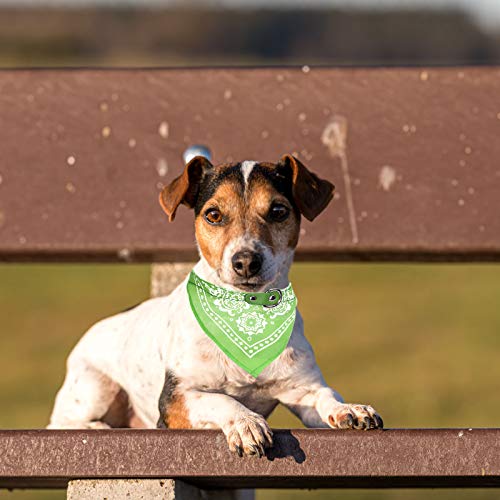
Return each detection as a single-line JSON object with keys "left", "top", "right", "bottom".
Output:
{"left": 1, "top": 67, "right": 500, "bottom": 262}
{"left": 1, "top": 429, "right": 500, "bottom": 489}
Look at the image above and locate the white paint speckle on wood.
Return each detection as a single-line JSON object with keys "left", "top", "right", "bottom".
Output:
{"left": 159, "top": 121, "right": 169, "bottom": 139}
{"left": 379, "top": 165, "right": 397, "bottom": 191}
{"left": 156, "top": 158, "right": 169, "bottom": 177}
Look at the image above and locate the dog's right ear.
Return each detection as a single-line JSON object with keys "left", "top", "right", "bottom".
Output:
{"left": 159, "top": 156, "right": 212, "bottom": 222}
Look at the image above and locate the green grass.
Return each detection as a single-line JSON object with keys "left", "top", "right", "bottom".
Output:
{"left": 1, "top": 263, "right": 499, "bottom": 500}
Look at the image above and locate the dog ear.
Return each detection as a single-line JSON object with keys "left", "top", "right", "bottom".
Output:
{"left": 279, "top": 154, "right": 335, "bottom": 221}
{"left": 159, "top": 156, "right": 212, "bottom": 222}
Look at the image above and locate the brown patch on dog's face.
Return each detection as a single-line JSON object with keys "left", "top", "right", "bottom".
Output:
{"left": 247, "top": 174, "right": 301, "bottom": 251}
{"left": 195, "top": 175, "right": 246, "bottom": 271}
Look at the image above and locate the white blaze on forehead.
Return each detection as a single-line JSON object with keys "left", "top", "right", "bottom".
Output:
{"left": 241, "top": 161, "right": 257, "bottom": 186}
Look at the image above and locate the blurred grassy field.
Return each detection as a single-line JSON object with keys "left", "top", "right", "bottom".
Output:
{"left": 1, "top": 262, "right": 499, "bottom": 500}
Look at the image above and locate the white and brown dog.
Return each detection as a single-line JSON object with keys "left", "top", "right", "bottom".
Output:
{"left": 48, "top": 154, "right": 383, "bottom": 457}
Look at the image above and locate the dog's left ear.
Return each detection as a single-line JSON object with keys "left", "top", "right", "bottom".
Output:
{"left": 159, "top": 156, "right": 212, "bottom": 222}
{"left": 279, "top": 154, "right": 335, "bottom": 221}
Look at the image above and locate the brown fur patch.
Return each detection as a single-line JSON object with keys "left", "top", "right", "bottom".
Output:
{"left": 247, "top": 179, "right": 300, "bottom": 252}
{"left": 195, "top": 179, "right": 246, "bottom": 270}
{"left": 164, "top": 392, "right": 192, "bottom": 429}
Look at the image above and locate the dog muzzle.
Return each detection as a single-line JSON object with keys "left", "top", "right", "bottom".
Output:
{"left": 187, "top": 271, "right": 297, "bottom": 377}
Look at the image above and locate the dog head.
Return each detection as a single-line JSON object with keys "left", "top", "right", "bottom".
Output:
{"left": 160, "top": 154, "right": 334, "bottom": 290}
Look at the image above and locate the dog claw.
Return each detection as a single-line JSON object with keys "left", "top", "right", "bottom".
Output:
{"left": 264, "top": 428, "right": 274, "bottom": 445}
{"left": 248, "top": 444, "right": 260, "bottom": 456}
{"left": 254, "top": 444, "right": 263, "bottom": 457}
{"left": 329, "top": 404, "right": 383, "bottom": 431}
{"left": 235, "top": 445, "right": 243, "bottom": 457}
{"left": 254, "top": 445, "right": 264, "bottom": 458}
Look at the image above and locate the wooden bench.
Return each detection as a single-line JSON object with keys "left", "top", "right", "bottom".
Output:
{"left": 1, "top": 67, "right": 500, "bottom": 498}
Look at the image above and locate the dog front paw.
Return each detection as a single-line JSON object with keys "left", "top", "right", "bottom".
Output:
{"left": 327, "top": 404, "right": 383, "bottom": 430}
{"left": 225, "top": 413, "right": 273, "bottom": 457}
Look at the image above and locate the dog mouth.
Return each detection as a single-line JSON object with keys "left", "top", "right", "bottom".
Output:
{"left": 234, "top": 280, "right": 267, "bottom": 291}
{"left": 217, "top": 271, "right": 269, "bottom": 292}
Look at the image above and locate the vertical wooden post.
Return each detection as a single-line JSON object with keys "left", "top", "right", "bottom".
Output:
{"left": 150, "top": 263, "right": 193, "bottom": 298}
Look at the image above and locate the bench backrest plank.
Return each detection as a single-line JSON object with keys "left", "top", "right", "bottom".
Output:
{"left": 1, "top": 67, "right": 499, "bottom": 262}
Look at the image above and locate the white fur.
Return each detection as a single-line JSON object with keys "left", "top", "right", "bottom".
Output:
{"left": 241, "top": 160, "right": 257, "bottom": 185}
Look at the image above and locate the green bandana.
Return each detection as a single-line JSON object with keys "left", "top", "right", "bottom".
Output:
{"left": 187, "top": 271, "right": 297, "bottom": 377}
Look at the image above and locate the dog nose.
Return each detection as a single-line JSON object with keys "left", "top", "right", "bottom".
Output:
{"left": 232, "top": 251, "right": 263, "bottom": 278}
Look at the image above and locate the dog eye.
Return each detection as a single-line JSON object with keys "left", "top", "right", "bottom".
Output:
{"left": 204, "top": 208, "right": 223, "bottom": 225}
{"left": 269, "top": 203, "right": 290, "bottom": 222}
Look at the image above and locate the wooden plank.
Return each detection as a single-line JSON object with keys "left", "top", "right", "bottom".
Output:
{"left": 1, "top": 67, "right": 500, "bottom": 262}
{"left": 1, "top": 429, "right": 500, "bottom": 489}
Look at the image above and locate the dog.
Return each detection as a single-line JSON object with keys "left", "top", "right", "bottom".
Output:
{"left": 48, "top": 154, "right": 383, "bottom": 456}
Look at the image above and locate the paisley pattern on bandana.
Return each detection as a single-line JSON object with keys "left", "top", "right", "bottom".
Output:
{"left": 187, "top": 271, "right": 297, "bottom": 377}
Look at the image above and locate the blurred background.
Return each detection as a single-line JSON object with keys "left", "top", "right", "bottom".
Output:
{"left": 1, "top": 1, "right": 500, "bottom": 500}
{"left": 2, "top": 0, "right": 500, "bottom": 66}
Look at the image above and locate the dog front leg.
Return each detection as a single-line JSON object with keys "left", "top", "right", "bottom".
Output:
{"left": 277, "top": 383, "right": 383, "bottom": 430}
{"left": 159, "top": 390, "right": 273, "bottom": 457}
